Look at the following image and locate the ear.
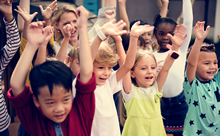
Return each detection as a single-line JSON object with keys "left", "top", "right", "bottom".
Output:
{"left": 130, "top": 71, "right": 135, "bottom": 78}
{"left": 53, "top": 21, "right": 60, "bottom": 30}
{"left": 66, "top": 56, "right": 72, "bottom": 67}
{"left": 33, "top": 96, "right": 40, "bottom": 108}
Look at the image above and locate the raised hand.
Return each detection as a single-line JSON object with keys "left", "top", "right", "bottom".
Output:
{"left": 105, "top": 9, "right": 116, "bottom": 23}
{"left": 76, "top": 5, "right": 89, "bottom": 29}
{"left": 118, "top": 0, "right": 127, "bottom": 4}
{"left": 101, "top": 19, "right": 127, "bottom": 37}
{"left": 130, "top": 21, "right": 154, "bottom": 38}
{"left": 15, "top": 6, "right": 38, "bottom": 23}
{"left": 0, "top": 0, "right": 12, "bottom": 15}
{"left": 27, "top": 21, "right": 53, "bottom": 47}
{"left": 194, "top": 21, "right": 210, "bottom": 40}
{"left": 39, "top": 0, "right": 57, "bottom": 21}
{"left": 167, "top": 24, "right": 187, "bottom": 49}
{"left": 62, "top": 24, "right": 71, "bottom": 38}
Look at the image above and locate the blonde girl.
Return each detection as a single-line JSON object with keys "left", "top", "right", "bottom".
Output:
{"left": 121, "top": 24, "right": 187, "bottom": 136}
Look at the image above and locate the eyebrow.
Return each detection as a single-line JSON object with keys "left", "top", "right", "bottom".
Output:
{"left": 44, "top": 99, "right": 54, "bottom": 101}
{"left": 64, "top": 94, "right": 71, "bottom": 98}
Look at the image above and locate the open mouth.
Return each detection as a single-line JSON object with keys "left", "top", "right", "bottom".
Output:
{"left": 54, "top": 114, "right": 64, "bottom": 119}
{"left": 99, "top": 77, "right": 107, "bottom": 82}
{"left": 207, "top": 71, "right": 216, "bottom": 75}
{"left": 71, "top": 30, "right": 76, "bottom": 37}
{"left": 145, "top": 76, "right": 153, "bottom": 79}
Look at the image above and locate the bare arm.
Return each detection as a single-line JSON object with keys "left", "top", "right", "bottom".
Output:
{"left": 186, "top": 21, "right": 210, "bottom": 84}
{"left": 157, "top": 24, "right": 187, "bottom": 91}
{"left": 118, "top": 0, "right": 130, "bottom": 31}
{"left": 10, "top": 21, "right": 53, "bottom": 96}
{"left": 90, "top": 20, "right": 127, "bottom": 61}
{"left": 159, "top": 0, "right": 169, "bottom": 17}
{"left": 15, "top": 6, "right": 38, "bottom": 40}
{"left": 120, "top": 23, "right": 155, "bottom": 94}
{"left": 17, "top": 0, "right": 29, "bottom": 33}
{"left": 55, "top": 24, "right": 71, "bottom": 62}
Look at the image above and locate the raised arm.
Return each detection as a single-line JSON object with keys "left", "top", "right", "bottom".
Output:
{"left": 186, "top": 21, "right": 210, "bottom": 84}
{"left": 34, "top": 28, "right": 54, "bottom": 66}
{"left": 15, "top": 5, "right": 38, "bottom": 40}
{"left": 90, "top": 19, "right": 127, "bottom": 61}
{"left": 76, "top": 6, "right": 93, "bottom": 83}
{"left": 120, "top": 22, "right": 155, "bottom": 94}
{"left": 17, "top": 0, "right": 29, "bottom": 33}
{"left": 10, "top": 21, "right": 53, "bottom": 96}
{"left": 180, "top": 0, "right": 193, "bottom": 52}
{"left": 118, "top": 0, "right": 130, "bottom": 31}
{"left": 0, "top": 0, "right": 20, "bottom": 71}
{"left": 55, "top": 24, "right": 71, "bottom": 62}
{"left": 159, "top": 0, "right": 169, "bottom": 17}
{"left": 39, "top": 0, "right": 57, "bottom": 26}
{"left": 157, "top": 24, "right": 187, "bottom": 91}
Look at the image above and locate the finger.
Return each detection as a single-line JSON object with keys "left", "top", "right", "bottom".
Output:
{"left": 178, "top": 24, "right": 186, "bottom": 35}
{"left": 117, "top": 30, "right": 127, "bottom": 35}
{"left": 174, "top": 25, "right": 179, "bottom": 33}
{"left": 39, "top": 5, "right": 44, "bottom": 12}
{"left": 167, "top": 33, "right": 174, "bottom": 42}
{"left": 205, "top": 26, "right": 210, "bottom": 35}
{"left": 32, "top": 12, "right": 38, "bottom": 17}
{"left": 166, "top": 44, "right": 172, "bottom": 50}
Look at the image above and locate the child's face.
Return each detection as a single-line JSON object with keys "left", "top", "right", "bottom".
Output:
{"left": 155, "top": 23, "right": 175, "bottom": 51}
{"left": 55, "top": 12, "right": 78, "bottom": 43}
{"left": 93, "top": 62, "right": 112, "bottom": 86}
{"left": 141, "top": 32, "right": 152, "bottom": 49}
{"left": 131, "top": 55, "right": 157, "bottom": 88}
{"left": 34, "top": 85, "right": 72, "bottom": 123}
{"left": 196, "top": 52, "right": 218, "bottom": 82}
{"left": 70, "top": 58, "right": 80, "bottom": 77}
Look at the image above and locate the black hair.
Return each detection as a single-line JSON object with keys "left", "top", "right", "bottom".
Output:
{"left": 29, "top": 60, "right": 72, "bottom": 99}
{"left": 130, "top": 19, "right": 149, "bottom": 30}
{"left": 153, "top": 14, "right": 177, "bottom": 35}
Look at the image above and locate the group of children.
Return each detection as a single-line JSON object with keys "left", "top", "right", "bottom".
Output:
{"left": 0, "top": 0, "right": 219, "bottom": 136}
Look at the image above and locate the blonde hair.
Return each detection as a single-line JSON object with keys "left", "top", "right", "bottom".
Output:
{"left": 94, "top": 42, "right": 119, "bottom": 67}
{"left": 52, "top": 4, "right": 77, "bottom": 45}
{"left": 119, "top": 49, "right": 157, "bottom": 126}
{"left": 68, "top": 46, "right": 79, "bottom": 60}
{"left": 131, "top": 49, "right": 157, "bottom": 86}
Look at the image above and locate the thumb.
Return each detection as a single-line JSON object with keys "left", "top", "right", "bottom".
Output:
{"left": 39, "top": 5, "right": 44, "bottom": 13}
{"left": 32, "top": 12, "right": 38, "bottom": 18}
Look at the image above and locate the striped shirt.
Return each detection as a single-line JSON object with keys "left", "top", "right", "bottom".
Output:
{"left": 0, "top": 18, "right": 20, "bottom": 132}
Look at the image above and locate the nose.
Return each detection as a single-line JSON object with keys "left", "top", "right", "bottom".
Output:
{"left": 103, "top": 68, "right": 109, "bottom": 76}
{"left": 163, "top": 34, "right": 169, "bottom": 40}
{"left": 54, "top": 103, "right": 64, "bottom": 113}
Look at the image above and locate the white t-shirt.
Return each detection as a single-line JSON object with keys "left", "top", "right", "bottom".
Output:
{"left": 72, "top": 71, "right": 122, "bottom": 136}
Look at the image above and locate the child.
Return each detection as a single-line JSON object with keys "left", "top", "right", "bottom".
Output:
{"left": 183, "top": 21, "right": 220, "bottom": 136}
{"left": 121, "top": 23, "right": 187, "bottom": 136}
{"left": 66, "top": 46, "right": 80, "bottom": 80}
{"left": 8, "top": 6, "right": 96, "bottom": 136}
{"left": 0, "top": 0, "right": 20, "bottom": 135}
{"left": 152, "top": 0, "right": 193, "bottom": 135}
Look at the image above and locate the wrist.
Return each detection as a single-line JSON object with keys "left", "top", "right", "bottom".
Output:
{"left": 96, "top": 25, "right": 108, "bottom": 41}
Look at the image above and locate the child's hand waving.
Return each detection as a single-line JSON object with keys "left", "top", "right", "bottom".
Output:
{"left": 15, "top": 6, "right": 38, "bottom": 23}
{"left": 27, "top": 21, "right": 53, "bottom": 47}
{"left": 130, "top": 21, "right": 154, "bottom": 38}
{"left": 167, "top": 24, "right": 187, "bottom": 50}
{"left": 194, "top": 21, "right": 210, "bottom": 40}
{"left": 101, "top": 19, "right": 127, "bottom": 37}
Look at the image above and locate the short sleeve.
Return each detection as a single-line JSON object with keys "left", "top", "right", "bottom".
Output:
{"left": 108, "top": 71, "right": 123, "bottom": 94}
{"left": 183, "top": 72, "right": 193, "bottom": 102}
{"left": 122, "top": 84, "right": 134, "bottom": 103}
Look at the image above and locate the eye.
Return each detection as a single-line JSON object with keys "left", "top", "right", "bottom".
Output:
{"left": 63, "top": 22, "right": 70, "bottom": 26}
{"left": 108, "top": 67, "right": 112, "bottom": 70}
{"left": 148, "top": 33, "right": 151, "bottom": 36}
{"left": 141, "top": 67, "right": 146, "bottom": 70}
{"left": 73, "top": 20, "right": 77, "bottom": 23}
{"left": 64, "top": 98, "right": 70, "bottom": 102}
{"left": 46, "top": 102, "right": 54, "bottom": 105}
{"left": 98, "top": 67, "right": 103, "bottom": 69}
{"left": 158, "top": 33, "right": 163, "bottom": 36}
{"left": 204, "top": 63, "right": 209, "bottom": 65}
{"left": 151, "top": 66, "right": 156, "bottom": 69}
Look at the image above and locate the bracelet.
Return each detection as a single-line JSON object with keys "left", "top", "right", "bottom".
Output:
{"left": 95, "top": 25, "right": 108, "bottom": 41}
{"left": 130, "top": 34, "right": 139, "bottom": 39}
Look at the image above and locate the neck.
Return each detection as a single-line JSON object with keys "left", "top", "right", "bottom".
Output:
{"left": 158, "top": 48, "right": 169, "bottom": 53}
{"left": 69, "top": 39, "right": 78, "bottom": 47}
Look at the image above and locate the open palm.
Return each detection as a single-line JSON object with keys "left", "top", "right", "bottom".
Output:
{"left": 0, "top": 0, "right": 12, "bottom": 15}
{"left": 15, "top": 6, "right": 38, "bottom": 23}
{"left": 194, "top": 21, "right": 210, "bottom": 40}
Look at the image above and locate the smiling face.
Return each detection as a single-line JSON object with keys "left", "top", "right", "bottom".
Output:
{"left": 155, "top": 23, "right": 176, "bottom": 52}
{"left": 55, "top": 12, "right": 78, "bottom": 44}
{"left": 33, "top": 85, "right": 72, "bottom": 123}
{"left": 196, "top": 51, "right": 218, "bottom": 82}
{"left": 131, "top": 55, "right": 157, "bottom": 88}
{"left": 93, "top": 62, "right": 112, "bottom": 86}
